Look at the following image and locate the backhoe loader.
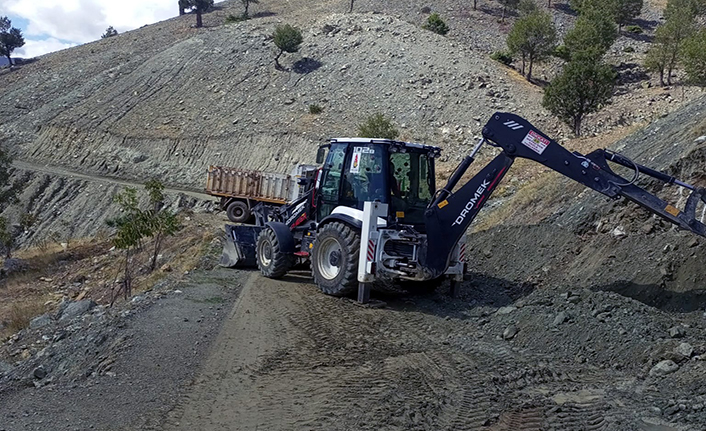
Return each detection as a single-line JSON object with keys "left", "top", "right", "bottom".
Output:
{"left": 221, "top": 112, "right": 706, "bottom": 302}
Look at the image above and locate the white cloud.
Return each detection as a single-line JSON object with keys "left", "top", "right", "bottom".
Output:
{"left": 15, "top": 38, "right": 77, "bottom": 58}
{"left": 2, "top": 0, "right": 177, "bottom": 45}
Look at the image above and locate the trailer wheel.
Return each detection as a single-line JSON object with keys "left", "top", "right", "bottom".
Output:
{"left": 256, "top": 228, "right": 294, "bottom": 279}
{"left": 226, "top": 200, "right": 250, "bottom": 223}
{"left": 311, "top": 222, "right": 359, "bottom": 296}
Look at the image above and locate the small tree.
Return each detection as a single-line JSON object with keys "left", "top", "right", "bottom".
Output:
{"left": 506, "top": 9, "right": 557, "bottom": 81}
{"left": 101, "top": 26, "right": 118, "bottom": 39}
{"left": 614, "top": 0, "right": 643, "bottom": 30}
{"left": 644, "top": 7, "right": 695, "bottom": 86}
{"left": 106, "top": 188, "right": 148, "bottom": 302}
{"left": 422, "top": 13, "right": 450, "bottom": 35}
{"left": 0, "top": 17, "right": 25, "bottom": 66}
{"left": 563, "top": 9, "right": 618, "bottom": 60}
{"left": 272, "top": 24, "right": 303, "bottom": 70}
{"left": 498, "top": 0, "right": 521, "bottom": 21}
{"left": 518, "top": 0, "right": 540, "bottom": 15}
{"left": 358, "top": 113, "right": 399, "bottom": 140}
{"left": 665, "top": 0, "right": 706, "bottom": 19}
{"left": 180, "top": 0, "right": 214, "bottom": 27}
{"left": 106, "top": 182, "right": 181, "bottom": 302}
{"left": 682, "top": 29, "right": 706, "bottom": 87}
{"left": 542, "top": 55, "right": 616, "bottom": 136}
{"left": 242, "top": 0, "right": 259, "bottom": 18}
{"left": 143, "top": 179, "right": 180, "bottom": 271}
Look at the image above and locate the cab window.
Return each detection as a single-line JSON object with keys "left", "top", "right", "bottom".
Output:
{"left": 317, "top": 143, "right": 347, "bottom": 218}
{"left": 341, "top": 145, "right": 387, "bottom": 209}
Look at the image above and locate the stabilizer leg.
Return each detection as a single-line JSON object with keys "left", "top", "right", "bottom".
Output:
{"left": 357, "top": 282, "right": 371, "bottom": 304}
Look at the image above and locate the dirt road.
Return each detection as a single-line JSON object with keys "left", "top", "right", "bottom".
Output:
{"left": 161, "top": 269, "right": 706, "bottom": 431}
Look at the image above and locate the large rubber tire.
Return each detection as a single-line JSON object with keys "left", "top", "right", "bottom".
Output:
{"left": 311, "top": 222, "right": 360, "bottom": 296}
{"left": 256, "top": 228, "right": 294, "bottom": 279}
{"left": 226, "top": 200, "right": 251, "bottom": 223}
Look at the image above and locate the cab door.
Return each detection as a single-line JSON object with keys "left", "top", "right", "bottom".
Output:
{"left": 316, "top": 143, "right": 347, "bottom": 220}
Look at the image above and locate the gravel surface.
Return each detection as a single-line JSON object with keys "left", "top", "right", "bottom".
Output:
{"left": 0, "top": 267, "right": 244, "bottom": 431}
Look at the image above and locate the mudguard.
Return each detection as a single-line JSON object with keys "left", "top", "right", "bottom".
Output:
{"left": 265, "top": 222, "right": 296, "bottom": 253}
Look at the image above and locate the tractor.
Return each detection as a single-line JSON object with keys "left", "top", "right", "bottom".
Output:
{"left": 221, "top": 112, "right": 706, "bottom": 302}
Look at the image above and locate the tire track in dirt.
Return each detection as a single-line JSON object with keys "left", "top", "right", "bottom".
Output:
{"left": 161, "top": 272, "right": 644, "bottom": 431}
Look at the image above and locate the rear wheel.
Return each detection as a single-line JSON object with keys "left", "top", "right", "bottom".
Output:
{"left": 226, "top": 200, "right": 250, "bottom": 223}
{"left": 311, "top": 222, "right": 360, "bottom": 296}
{"left": 256, "top": 228, "right": 294, "bottom": 279}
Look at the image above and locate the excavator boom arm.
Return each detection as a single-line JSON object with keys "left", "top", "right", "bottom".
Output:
{"left": 422, "top": 112, "right": 706, "bottom": 278}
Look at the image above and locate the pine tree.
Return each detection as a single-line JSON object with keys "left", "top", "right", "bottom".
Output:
{"left": 506, "top": 9, "right": 557, "bottom": 81}
{"left": 682, "top": 29, "right": 706, "bottom": 87}
{"left": 0, "top": 17, "right": 25, "bottom": 66}
{"left": 272, "top": 24, "right": 303, "bottom": 70}
{"left": 563, "top": 8, "right": 618, "bottom": 60}
{"left": 101, "top": 26, "right": 118, "bottom": 39}
{"left": 644, "top": 6, "right": 695, "bottom": 86}
{"left": 242, "top": 0, "right": 259, "bottom": 18}
{"left": 543, "top": 55, "right": 616, "bottom": 136}
{"left": 498, "top": 0, "right": 521, "bottom": 21}
{"left": 180, "top": 0, "right": 214, "bottom": 27}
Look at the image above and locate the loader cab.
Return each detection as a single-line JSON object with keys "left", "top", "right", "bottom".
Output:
{"left": 316, "top": 139, "right": 439, "bottom": 227}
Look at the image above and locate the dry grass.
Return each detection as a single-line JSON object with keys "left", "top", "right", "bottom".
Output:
{"left": 1, "top": 300, "right": 47, "bottom": 340}
{"left": 0, "top": 214, "right": 220, "bottom": 340}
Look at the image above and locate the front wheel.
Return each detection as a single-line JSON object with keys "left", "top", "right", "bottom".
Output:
{"left": 311, "top": 222, "right": 360, "bottom": 296}
{"left": 256, "top": 228, "right": 294, "bottom": 279}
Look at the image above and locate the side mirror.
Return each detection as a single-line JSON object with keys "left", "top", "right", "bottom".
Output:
{"left": 316, "top": 147, "right": 327, "bottom": 164}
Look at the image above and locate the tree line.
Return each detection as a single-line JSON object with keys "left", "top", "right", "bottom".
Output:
{"left": 494, "top": 0, "right": 706, "bottom": 135}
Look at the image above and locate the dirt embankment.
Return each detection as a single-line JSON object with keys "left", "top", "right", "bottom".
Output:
{"left": 468, "top": 93, "right": 706, "bottom": 300}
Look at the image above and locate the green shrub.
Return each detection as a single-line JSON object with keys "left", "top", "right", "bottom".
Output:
{"left": 625, "top": 25, "right": 643, "bottom": 34}
{"left": 309, "top": 104, "right": 323, "bottom": 114}
{"left": 225, "top": 13, "right": 248, "bottom": 23}
{"left": 552, "top": 44, "right": 571, "bottom": 61}
{"left": 358, "top": 113, "right": 399, "bottom": 140}
{"left": 422, "top": 13, "right": 450, "bottom": 35}
{"left": 273, "top": 24, "right": 303, "bottom": 69}
{"left": 623, "top": 46, "right": 635, "bottom": 52}
{"left": 490, "top": 50, "right": 514, "bottom": 65}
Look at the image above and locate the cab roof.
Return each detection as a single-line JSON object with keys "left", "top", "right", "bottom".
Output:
{"left": 328, "top": 138, "right": 442, "bottom": 154}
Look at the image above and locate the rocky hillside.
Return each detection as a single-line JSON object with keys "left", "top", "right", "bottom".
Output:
{"left": 0, "top": 0, "right": 704, "bottom": 244}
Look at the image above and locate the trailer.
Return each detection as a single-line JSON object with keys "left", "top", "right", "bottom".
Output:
{"left": 206, "top": 164, "right": 318, "bottom": 223}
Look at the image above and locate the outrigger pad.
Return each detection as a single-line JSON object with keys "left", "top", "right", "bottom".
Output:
{"left": 219, "top": 224, "right": 262, "bottom": 268}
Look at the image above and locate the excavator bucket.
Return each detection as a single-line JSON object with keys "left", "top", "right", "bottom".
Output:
{"left": 219, "top": 224, "right": 262, "bottom": 268}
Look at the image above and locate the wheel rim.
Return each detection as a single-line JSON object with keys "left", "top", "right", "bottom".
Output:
{"left": 234, "top": 207, "right": 244, "bottom": 217}
{"left": 317, "top": 237, "right": 343, "bottom": 280}
{"left": 259, "top": 238, "right": 273, "bottom": 267}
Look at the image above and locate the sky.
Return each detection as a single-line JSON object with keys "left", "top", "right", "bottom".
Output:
{"left": 0, "top": 0, "right": 178, "bottom": 58}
